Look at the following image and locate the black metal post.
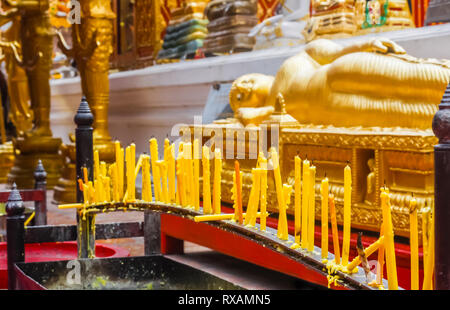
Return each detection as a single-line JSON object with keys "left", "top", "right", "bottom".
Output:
{"left": 6, "top": 184, "right": 25, "bottom": 290}
{"left": 144, "top": 210, "right": 161, "bottom": 255}
{"left": 432, "top": 82, "right": 450, "bottom": 290}
{"left": 74, "top": 96, "right": 95, "bottom": 258}
{"left": 33, "top": 159, "right": 47, "bottom": 226}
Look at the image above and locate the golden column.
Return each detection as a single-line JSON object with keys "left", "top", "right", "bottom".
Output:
{"left": 53, "top": 0, "right": 116, "bottom": 203}
{"left": 1, "top": 0, "right": 63, "bottom": 188}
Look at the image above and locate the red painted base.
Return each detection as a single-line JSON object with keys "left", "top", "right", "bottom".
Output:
{"left": 0, "top": 241, "right": 130, "bottom": 289}
{"left": 164, "top": 205, "right": 422, "bottom": 290}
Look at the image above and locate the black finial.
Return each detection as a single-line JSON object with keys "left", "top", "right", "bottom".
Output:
{"left": 432, "top": 82, "right": 450, "bottom": 143}
{"left": 6, "top": 183, "right": 24, "bottom": 217}
{"left": 74, "top": 96, "right": 94, "bottom": 127}
{"left": 34, "top": 159, "right": 47, "bottom": 182}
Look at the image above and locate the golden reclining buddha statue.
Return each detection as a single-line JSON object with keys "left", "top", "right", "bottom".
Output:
{"left": 197, "top": 38, "right": 450, "bottom": 237}
{"left": 230, "top": 38, "right": 450, "bottom": 129}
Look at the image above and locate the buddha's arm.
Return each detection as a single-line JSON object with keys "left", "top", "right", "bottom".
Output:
{"left": 304, "top": 38, "right": 406, "bottom": 65}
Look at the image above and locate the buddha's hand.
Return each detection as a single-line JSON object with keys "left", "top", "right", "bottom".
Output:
{"left": 367, "top": 38, "right": 406, "bottom": 55}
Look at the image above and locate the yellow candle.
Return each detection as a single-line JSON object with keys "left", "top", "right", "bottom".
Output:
{"left": 423, "top": 206, "right": 435, "bottom": 290}
{"left": 109, "top": 163, "right": 118, "bottom": 202}
{"left": 245, "top": 169, "right": 261, "bottom": 228}
{"left": 259, "top": 154, "right": 268, "bottom": 231}
{"left": 142, "top": 155, "right": 152, "bottom": 201}
{"left": 150, "top": 138, "right": 161, "bottom": 201}
{"left": 164, "top": 138, "right": 170, "bottom": 159}
{"left": 202, "top": 146, "right": 212, "bottom": 214}
{"left": 158, "top": 160, "right": 169, "bottom": 203}
{"left": 308, "top": 165, "right": 316, "bottom": 252}
{"left": 94, "top": 150, "right": 100, "bottom": 180}
{"left": 183, "top": 142, "right": 193, "bottom": 207}
{"left": 103, "top": 176, "right": 111, "bottom": 202}
{"left": 125, "top": 146, "right": 131, "bottom": 201}
{"left": 422, "top": 207, "right": 430, "bottom": 272}
{"left": 380, "top": 190, "right": 398, "bottom": 290}
{"left": 213, "top": 148, "right": 222, "bottom": 214}
{"left": 194, "top": 212, "right": 262, "bottom": 222}
{"left": 100, "top": 161, "right": 107, "bottom": 178}
{"left": 294, "top": 156, "right": 302, "bottom": 245}
{"left": 270, "top": 147, "right": 288, "bottom": 240}
{"left": 130, "top": 143, "right": 136, "bottom": 201}
{"left": 176, "top": 151, "right": 187, "bottom": 206}
{"left": 329, "top": 195, "right": 341, "bottom": 264}
{"left": 114, "top": 141, "right": 124, "bottom": 200}
{"left": 282, "top": 184, "right": 293, "bottom": 240}
{"left": 342, "top": 164, "right": 352, "bottom": 266}
{"left": 376, "top": 223, "right": 385, "bottom": 286}
{"left": 168, "top": 144, "right": 176, "bottom": 203}
{"left": 321, "top": 177, "right": 329, "bottom": 260}
{"left": 193, "top": 139, "right": 200, "bottom": 211}
{"left": 301, "top": 159, "right": 310, "bottom": 249}
{"left": 409, "top": 197, "right": 419, "bottom": 290}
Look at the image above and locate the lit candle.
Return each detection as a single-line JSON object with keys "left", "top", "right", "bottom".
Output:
{"left": 259, "top": 154, "right": 268, "bottom": 231}
{"left": 342, "top": 164, "right": 352, "bottom": 266}
{"left": 202, "top": 146, "right": 212, "bottom": 214}
{"left": 321, "top": 177, "right": 329, "bottom": 260}
{"left": 409, "top": 196, "right": 419, "bottom": 290}
{"left": 308, "top": 165, "right": 316, "bottom": 252}
{"left": 380, "top": 190, "right": 398, "bottom": 290}
{"left": 294, "top": 156, "right": 302, "bottom": 246}
{"left": 329, "top": 195, "right": 341, "bottom": 264}
{"left": 193, "top": 139, "right": 200, "bottom": 211}
{"left": 213, "top": 148, "right": 222, "bottom": 214}
{"left": 150, "top": 138, "right": 161, "bottom": 201}
{"left": 270, "top": 147, "right": 288, "bottom": 240}
{"left": 301, "top": 159, "right": 310, "bottom": 249}
{"left": 168, "top": 144, "right": 176, "bottom": 203}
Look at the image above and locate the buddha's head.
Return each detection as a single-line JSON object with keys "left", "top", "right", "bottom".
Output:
{"left": 229, "top": 73, "right": 275, "bottom": 113}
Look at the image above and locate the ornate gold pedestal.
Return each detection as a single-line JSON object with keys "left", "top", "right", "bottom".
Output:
{"left": 7, "top": 136, "right": 63, "bottom": 188}
{"left": 0, "top": 142, "right": 15, "bottom": 183}
{"left": 188, "top": 114, "right": 436, "bottom": 238}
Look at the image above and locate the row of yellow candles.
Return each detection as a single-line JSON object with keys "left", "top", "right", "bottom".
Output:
{"left": 70, "top": 137, "right": 435, "bottom": 290}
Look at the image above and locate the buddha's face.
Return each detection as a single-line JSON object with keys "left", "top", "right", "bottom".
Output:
{"left": 229, "top": 73, "right": 274, "bottom": 112}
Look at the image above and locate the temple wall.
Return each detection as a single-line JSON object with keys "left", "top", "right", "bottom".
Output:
{"left": 50, "top": 23, "right": 450, "bottom": 152}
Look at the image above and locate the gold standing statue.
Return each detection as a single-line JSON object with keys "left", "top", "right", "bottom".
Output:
{"left": 0, "top": 9, "right": 32, "bottom": 182}
{"left": 0, "top": 0, "right": 63, "bottom": 188}
{"left": 54, "top": 0, "right": 116, "bottom": 203}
